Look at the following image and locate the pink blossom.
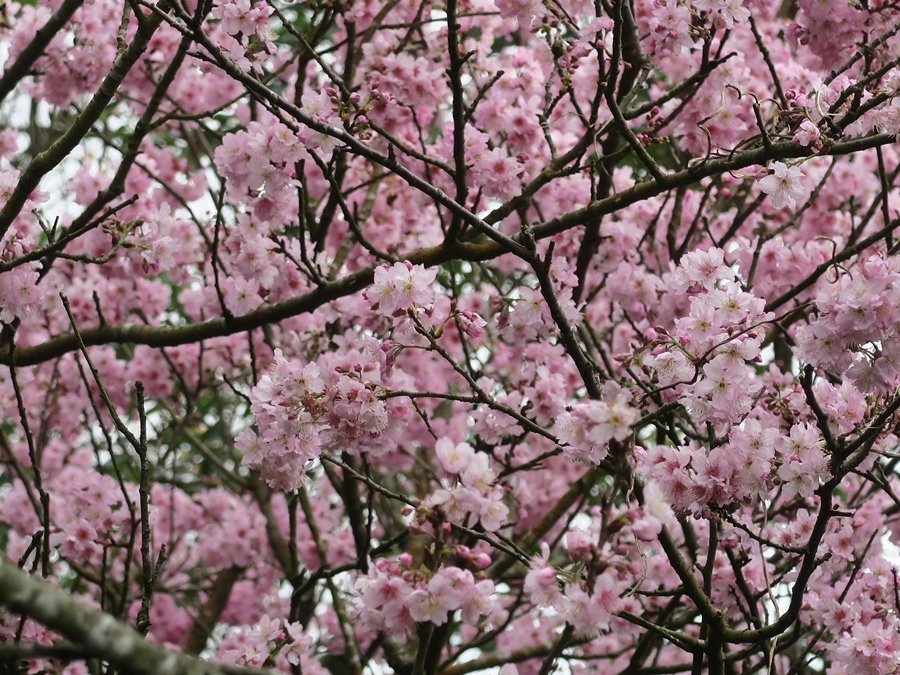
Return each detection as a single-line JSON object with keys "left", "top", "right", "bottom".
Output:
{"left": 435, "top": 437, "right": 475, "bottom": 475}
{"left": 3, "top": 0, "right": 900, "bottom": 671}
{"left": 793, "top": 120, "right": 821, "bottom": 146}
{"left": 367, "top": 261, "right": 438, "bottom": 315}
{"left": 223, "top": 276, "right": 263, "bottom": 315}
{"left": 555, "top": 394, "right": 639, "bottom": 465}
{"left": 494, "top": 0, "right": 543, "bottom": 23}
{"left": 759, "top": 162, "right": 808, "bottom": 210}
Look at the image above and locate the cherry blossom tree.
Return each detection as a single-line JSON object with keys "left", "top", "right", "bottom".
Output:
{"left": 0, "top": 0, "right": 899, "bottom": 673}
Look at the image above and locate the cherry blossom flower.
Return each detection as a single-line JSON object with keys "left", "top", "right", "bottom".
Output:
{"left": 367, "top": 261, "right": 438, "bottom": 315}
{"left": 435, "top": 437, "right": 475, "bottom": 475}
{"left": 759, "top": 162, "right": 808, "bottom": 210}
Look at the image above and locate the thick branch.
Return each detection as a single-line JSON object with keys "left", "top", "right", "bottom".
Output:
{"left": 184, "top": 566, "right": 244, "bottom": 656}
{"left": 0, "top": 562, "right": 273, "bottom": 675}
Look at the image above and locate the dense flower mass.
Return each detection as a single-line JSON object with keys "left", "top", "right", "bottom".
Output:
{"left": 0, "top": 0, "right": 899, "bottom": 673}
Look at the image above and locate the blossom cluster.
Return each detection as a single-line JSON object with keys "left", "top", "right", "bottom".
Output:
{"left": 240, "top": 336, "right": 399, "bottom": 490}
{"left": 354, "top": 558, "right": 497, "bottom": 633}
{"left": 554, "top": 391, "right": 639, "bottom": 465}
{"left": 643, "top": 419, "right": 830, "bottom": 513}
{"left": 424, "top": 437, "right": 509, "bottom": 532}
{"left": 796, "top": 255, "right": 900, "bottom": 394}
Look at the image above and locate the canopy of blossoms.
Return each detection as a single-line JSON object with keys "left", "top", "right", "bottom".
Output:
{"left": 0, "top": 0, "right": 899, "bottom": 673}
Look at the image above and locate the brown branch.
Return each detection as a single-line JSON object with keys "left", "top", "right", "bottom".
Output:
{"left": 184, "top": 566, "right": 244, "bottom": 656}
{"left": 0, "top": 561, "right": 274, "bottom": 675}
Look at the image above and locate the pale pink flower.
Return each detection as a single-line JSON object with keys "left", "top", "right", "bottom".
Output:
{"left": 367, "top": 261, "right": 438, "bottom": 315}
{"left": 793, "top": 120, "right": 821, "bottom": 146}
{"left": 435, "top": 437, "right": 475, "bottom": 475}
{"left": 759, "top": 162, "right": 807, "bottom": 210}
{"left": 223, "top": 276, "right": 263, "bottom": 315}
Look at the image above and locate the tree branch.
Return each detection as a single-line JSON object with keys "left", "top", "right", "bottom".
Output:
{"left": 0, "top": 561, "right": 274, "bottom": 675}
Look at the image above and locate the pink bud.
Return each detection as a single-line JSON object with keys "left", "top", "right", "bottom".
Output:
{"left": 566, "top": 531, "right": 592, "bottom": 560}
{"left": 471, "top": 552, "right": 492, "bottom": 569}
{"left": 536, "top": 566, "right": 557, "bottom": 586}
